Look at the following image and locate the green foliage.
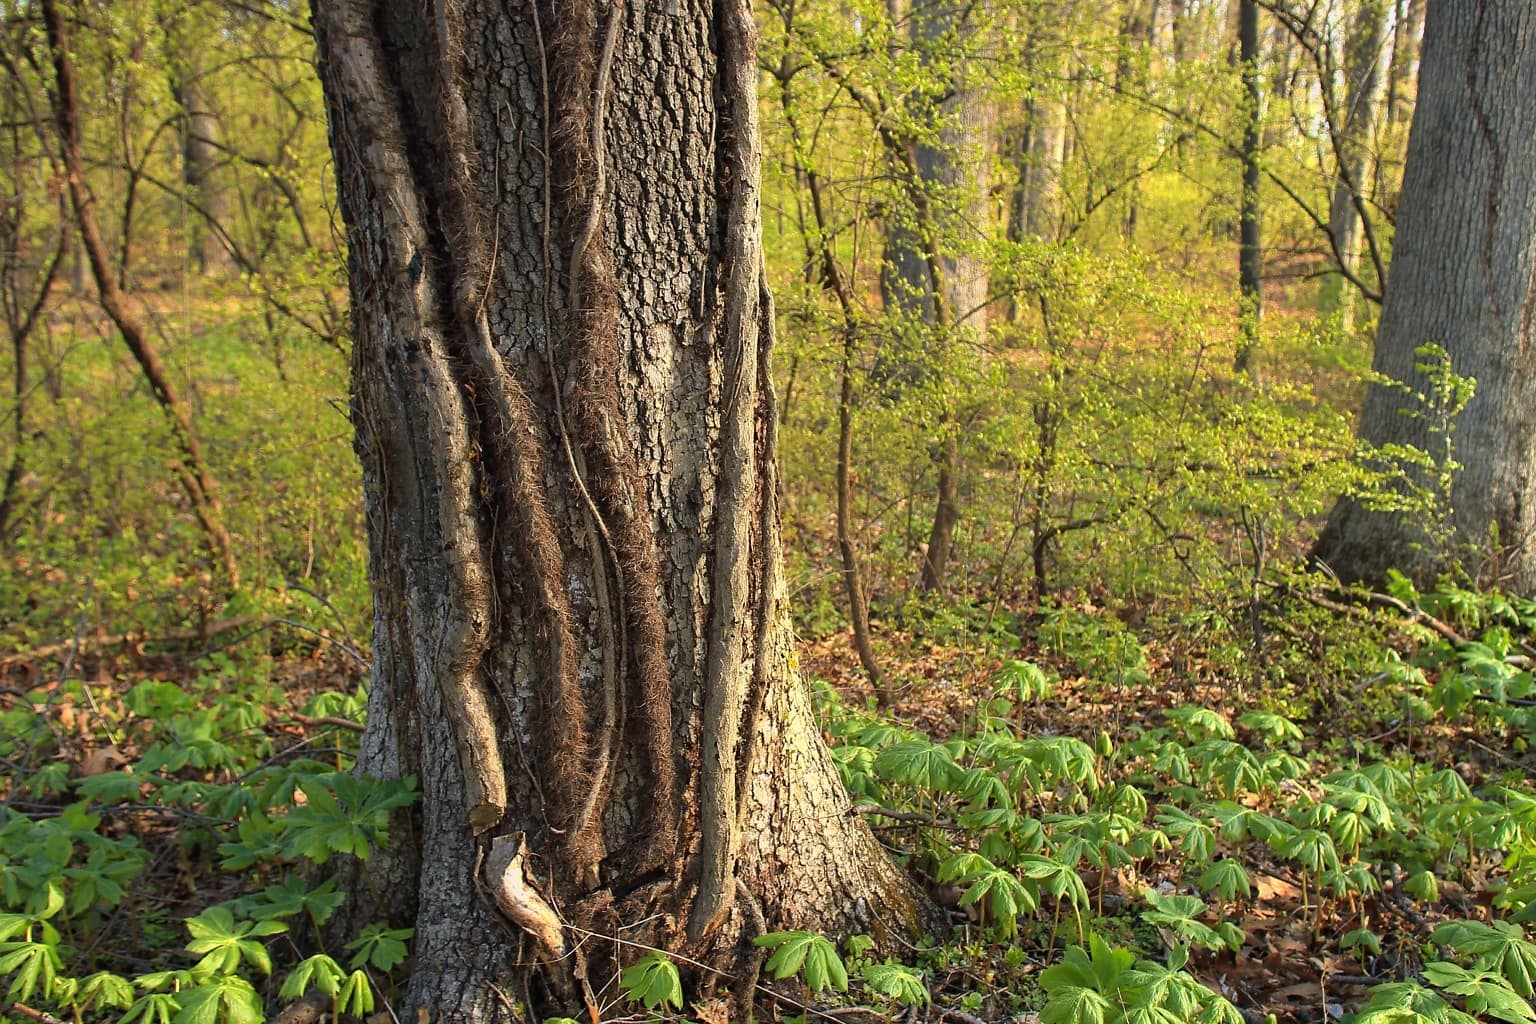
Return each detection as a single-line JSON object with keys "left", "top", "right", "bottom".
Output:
{"left": 619, "top": 952, "right": 684, "bottom": 1011}
{"left": 345, "top": 923, "right": 414, "bottom": 972}
{"left": 1140, "top": 891, "right": 1242, "bottom": 953}
{"left": 184, "top": 908, "right": 286, "bottom": 976}
{"left": 860, "top": 962, "right": 931, "bottom": 1007}
{"left": 756, "top": 931, "right": 850, "bottom": 993}
{"left": 1040, "top": 937, "right": 1240, "bottom": 1024}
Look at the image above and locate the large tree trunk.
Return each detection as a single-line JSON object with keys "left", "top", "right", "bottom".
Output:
{"left": 311, "top": 0, "right": 934, "bottom": 1018}
{"left": 1313, "top": 1, "right": 1536, "bottom": 594}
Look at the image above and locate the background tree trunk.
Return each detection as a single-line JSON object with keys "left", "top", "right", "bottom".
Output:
{"left": 877, "top": 0, "right": 990, "bottom": 595}
{"left": 1323, "top": 0, "right": 1389, "bottom": 320}
{"left": 173, "top": 75, "right": 235, "bottom": 277}
{"left": 1009, "top": 6, "right": 1067, "bottom": 252}
{"left": 1313, "top": 0, "right": 1536, "bottom": 593}
{"left": 1233, "top": 0, "right": 1262, "bottom": 376}
{"left": 42, "top": 0, "right": 238, "bottom": 588}
{"left": 312, "top": 0, "right": 935, "bottom": 1018}
{"left": 1385, "top": 0, "right": 1427, "bottom": 125}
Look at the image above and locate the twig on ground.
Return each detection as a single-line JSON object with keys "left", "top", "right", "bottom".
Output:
{"left": 0, "top": 615, "right": 273, "bottom": 669}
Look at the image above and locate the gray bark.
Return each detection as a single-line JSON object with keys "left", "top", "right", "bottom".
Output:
{"left": 311, "top": 0, "right": 935, "bottom": 1018}
{"left": 1313, "top": 0, "right": 1536, "bottom": 593}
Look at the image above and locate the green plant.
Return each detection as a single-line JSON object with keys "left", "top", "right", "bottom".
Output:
{"left": 1039, "top": 936, "right": 1242, "bottom": 1024}
{"left": 619, "top": 951, "right": 683, "bottom": 1011}
{"left": 755, "top": 931, "right": 850, "bottom": 993}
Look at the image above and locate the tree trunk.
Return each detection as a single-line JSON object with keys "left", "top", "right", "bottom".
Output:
{"left": 1233, "top": 0, "right": 1262, "bottom": 376}
{"left": 879, "top": 0, "right": 989, "bottom": 594}
{"left": 311, "top": 0, "right": 935, "bottom": 1017}
{"left": 174, "top": 76, "right": 235, "bottom": 277}
{"left": 1323, "top": 0, "right": 1389, "bottom": 320}
{"left": 1313, "top": 0, "right": 1536, "bottom": 594}
{"left": 1009, "top": 8, "right": 1067, "bottom": 252}
{"left": 1385, "top": 0, "right": 1427, "bottom": 126}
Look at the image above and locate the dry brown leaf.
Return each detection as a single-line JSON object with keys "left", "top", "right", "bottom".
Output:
{"left": 78, "top": 745, "right": 128, "bottom": 777}
{"left": 692, "top": 996, "right": 731, "bottom": 1024}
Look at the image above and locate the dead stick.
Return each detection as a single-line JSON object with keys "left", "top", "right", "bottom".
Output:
{"left": 0, "top": 615, "right": 273, "bottom": 668}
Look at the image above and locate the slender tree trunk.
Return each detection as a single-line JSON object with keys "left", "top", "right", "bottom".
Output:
{"left": 1233, "top": 0, "right": 1263, "bottom": 376}
{"left": 1323, "top": 0, "right": 1389, "bottom": 320}
{"left": 837, "top": 340, "right": 886, "bottom": 699}
{"left": 0, "top": 199, "right": 67, "bottom": 543}
{"left": 1313, "top": 0, "right": 1536, "bottom": 593}
{"left": 1385, "top": 0, "right": 1427, "bottom": 125}
{"left": 313, "top": 0, "right": 935, "bottom": 1017}
{"left": 1009, "top": 8, "right": 1067, "bottom": 253}
{"left": 41, "top": 0, "right": 238, "bottom": 589}
{"left": 778, "top": 65, "right": 887, "bottom": 701}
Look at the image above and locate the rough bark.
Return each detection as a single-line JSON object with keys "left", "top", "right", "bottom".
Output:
{"left": 1313, "top": 0, "right": 1536, "bottom": 594}
{"left": 1323, "top": 0, "right": 1389, "bottom": 319}
{"left": 311, "top": 0, "right": 936, "bottom": 1018}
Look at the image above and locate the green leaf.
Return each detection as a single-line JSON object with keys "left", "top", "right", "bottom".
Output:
{"left": 872, "top": 740, "right": 961, "bottom": 791}
{"left": 860, "top": 962, "right": 930, "bottom": 1007}
{"left": 337, "top": 971, "right": 375, "bottom": 1018}
{"left": 75, "top": 971, "right": 137, "bottom": 1013}
{"left": 0, "top": 940, "right": 62, "bottom": 1003}
{"left": 755, "top": 931, "right": 847, "bottom": 993}
{"left": 173, "top": 977, "right": 263, "bottom": 1024}
{"left": 120, "top": 992, "right": 181, "bottom": 1024}
{"left": 279, "top": 955, "right": 345, "bottom": 1001}
{"left": 345, "top": 923, "right": 413, "bottom": 972}
{"left": 1236, "top": 710, "right": 1302, "bottom": 746}
{"left": 1166, "top": 706, "right": 1234, "bottom": 743}
{"left": 184, "top": 907, "right": 283, "bottom": 977}
{"left": 1197, "top": 860, "right": 1251, "bottom": 902}
{"left": 619, "top": 952, "right": 683, "bottom": 1010}
{"left": 1040, "top": 985, "right": 1111, "bottom": 1024}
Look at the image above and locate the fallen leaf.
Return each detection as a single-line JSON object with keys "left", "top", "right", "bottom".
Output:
{"left": 78, "top": 745, "right": 129, "bottom": 777}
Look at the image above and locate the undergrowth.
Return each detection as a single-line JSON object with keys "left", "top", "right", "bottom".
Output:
{"left": 3, "top": 580, "right": 1535, "bottom": 1024}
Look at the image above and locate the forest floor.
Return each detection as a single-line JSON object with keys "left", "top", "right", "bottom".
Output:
{"left": 6, "top": 586, "right": 1531, "bottom": 1024}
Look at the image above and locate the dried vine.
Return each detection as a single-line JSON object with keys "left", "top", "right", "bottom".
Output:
{"left": 545, "top": 0, "right": 678, "bottom": 876}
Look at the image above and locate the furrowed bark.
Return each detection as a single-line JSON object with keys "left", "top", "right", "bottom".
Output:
{"left": 313, "top": 0, "right": 939, "bottom": 1015}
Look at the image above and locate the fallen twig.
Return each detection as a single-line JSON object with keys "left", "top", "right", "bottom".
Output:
{"left": 0, "top": 615, "right": 273, "bottom": 669}
{"left": 290, "top": 713, "right": 366, "bottom": 733}
{"left": 8, "top": 1004, "right": 68, "bottom": 1024}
